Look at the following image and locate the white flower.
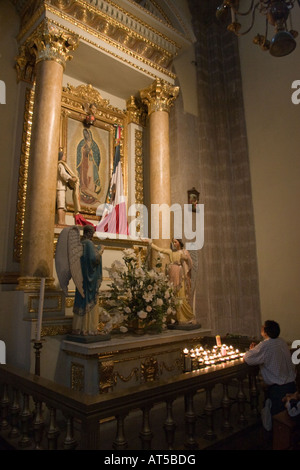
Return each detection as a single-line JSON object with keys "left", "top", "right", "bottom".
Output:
{"left": 124, "top": 306, "right": 131, "bottom": 314}
{"left": 123, "top": 248, "right": 137, "bottom": 259}
{"left": 148, "top": 270, "right": 157, "bottom": 279}
{"left": 146, "top": 305, "right": 152, "bottom": 312}
{"left": 143, "top": 291, "right": 153, "bottom": 302}
{"left": 138, "top": 310, "right": 148, "bottom": 319}
{"left": 156, "top": 298, "right": 163, "bottom": 306}
{"left": 135, "top": 268, "right": 145, "bottom": 278}
{"left": 125, "top": 289, "right": 133, "bottom": 300}
{"left": 120, "top": 326, "right": 128, "bottom": 333}
{"left": 111, "top": 260, "right": 125, "bottom": 272}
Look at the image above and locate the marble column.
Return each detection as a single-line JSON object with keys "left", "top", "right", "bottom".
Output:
{"left": 19, "top": 21, "right": 78, "bottom": 287}
{"left": 140, "top": 79, "right": 179, "bottom": 249}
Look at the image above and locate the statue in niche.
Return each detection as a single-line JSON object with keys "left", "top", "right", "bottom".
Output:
{"left": 55, "top": 225, "right": 109, "bottom": 338}
{"left": 150, "top": 239, "right": 197, "bottom": 326}
{"left": 56, "top": 149, "right": 81, "bottom": 225}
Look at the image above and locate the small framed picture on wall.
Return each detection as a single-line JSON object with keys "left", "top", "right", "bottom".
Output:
{"left": 187, "top": 187, "right": 199, "bottom": 212}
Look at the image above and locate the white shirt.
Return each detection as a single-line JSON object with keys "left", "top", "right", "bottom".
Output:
{"left": 244, "top": 337, "right": 296, "bottom": 386}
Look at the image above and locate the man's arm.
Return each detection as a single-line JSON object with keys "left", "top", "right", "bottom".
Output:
{"left": 243, "top": 341, "right": 265, "bottom": 365}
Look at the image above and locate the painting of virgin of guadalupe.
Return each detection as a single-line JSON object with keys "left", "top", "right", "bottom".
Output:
{"left": 76, "top": 128, "right": 101, "bottom": 205}
{"left": 65, "top": 118, "right": 111, "bottom": 215}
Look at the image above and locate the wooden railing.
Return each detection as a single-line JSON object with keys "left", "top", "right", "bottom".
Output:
{"left": 0, "top": 360, "right": 260, "bottom": 450}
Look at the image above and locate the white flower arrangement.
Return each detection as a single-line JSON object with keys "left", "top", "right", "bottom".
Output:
{"left": 104, "top": 248, "right": 178, "bottom": 333}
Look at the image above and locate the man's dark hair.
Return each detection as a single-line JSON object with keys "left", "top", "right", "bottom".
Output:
{"left": 264, "top": 320, "right": 280, "bottom": 339}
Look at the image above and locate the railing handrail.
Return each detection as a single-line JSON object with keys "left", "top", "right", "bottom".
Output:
{"left": 0, "top": 360, "right": 257, "bottom": 420}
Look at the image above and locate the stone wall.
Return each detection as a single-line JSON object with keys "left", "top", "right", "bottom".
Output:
{"left": 169, "top": 0, "right": 261, "bottom": 337}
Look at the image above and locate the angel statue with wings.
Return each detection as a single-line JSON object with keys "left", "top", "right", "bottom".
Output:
{"left": 150, "top": 238, "right": 198, "bottom": 326}
{"left": 55, "top": 224, "right": 105, "bottom": 336}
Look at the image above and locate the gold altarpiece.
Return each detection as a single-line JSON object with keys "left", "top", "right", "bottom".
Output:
{"left": 13, "top": 81, "right": 148, "bottom": 335}
{"left": 4, "top": 1, "right": 206, "bottom": 390}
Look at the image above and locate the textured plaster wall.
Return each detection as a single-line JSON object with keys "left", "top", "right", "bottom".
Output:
{"left": 238, "top": 13, "right": 300, "bottom": 343}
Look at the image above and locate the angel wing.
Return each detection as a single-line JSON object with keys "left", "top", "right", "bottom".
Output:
{"left": 55, "top": 226, "right": 84, "bottom": 298}
{"left": 68, "top": 226, "right": 85, "bottom": 298}
{"left": 55, "top": 227, "right": 72, "bottom": 296}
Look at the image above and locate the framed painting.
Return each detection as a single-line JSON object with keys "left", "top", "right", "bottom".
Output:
{"left": 13, "top": 84, "right": 128, "bottom": 262}
{"left": 60, "top": 84, "right": 127, "bottom": 217}
{"left": 187, "top": 187, "right": 199, "bottom": 212}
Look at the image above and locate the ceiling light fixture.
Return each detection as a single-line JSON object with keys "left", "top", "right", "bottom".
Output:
{"left": 216, "top": 0, "right": 299, "bottom": 56}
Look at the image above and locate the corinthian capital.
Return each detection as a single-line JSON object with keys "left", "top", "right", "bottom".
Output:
{"left": 140, "top": 79, "right": 179, "bottom": 115}
{"left": 29, "top": 19, "right": 79, "bottom": 69}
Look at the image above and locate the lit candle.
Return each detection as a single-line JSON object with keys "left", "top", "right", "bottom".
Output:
{"left": 183, "top": 349, "right": 192, "bottom": 372}
{"left": 36, "top": 278, "right": 45, "bottom": 341}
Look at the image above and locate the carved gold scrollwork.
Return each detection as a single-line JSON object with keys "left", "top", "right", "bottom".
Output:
{"left": 140, "top": 78, "right": 179, "bottom": 115}
{"left": 98, "top": 360, "right": 117, "bottom": 393}
{"left": 114, "top": 368, "right": 140, "bottom": 383}
{"left": 42, "top": 324, "right": 72, "bottom": 337}
{"left": 159, "top": 358, "right": 182, "bottom": 374}
{"left": 64, "top": 83, "right": 110, "bottom": 109}
{"left": 15, "top": 19, "right": 79, "bottom": 81}
{"left": 126, "top": 95, "right": 147, "bottom": 127}
{"left": 135, "top": 129, "right": 144, "bottom": 206}
{"left": 14, "top": 87, "right": 34, "bottom": 262}
{"left": 140, "top": 356, "right": 159, "bottom": 382}
{"left": 46, "top": 0, "right": 176, "bottom": 70}
{"left": 71, "top": 362, "right": 85, "bottom": 391}
{"left": 28, "top": 19, "right": 79, "bottom": 69}
{"left": 15, "top": 44, "right": 36, "bottom": 84}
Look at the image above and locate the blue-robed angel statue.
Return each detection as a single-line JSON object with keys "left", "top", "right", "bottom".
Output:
{"left": 55, "top": 225, "right": 106, "bottom": 337}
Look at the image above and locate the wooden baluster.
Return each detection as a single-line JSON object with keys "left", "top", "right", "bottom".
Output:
{"left": 139, "top": 405, "right": 153, "bottom": 450}
{"left": 9, "top": 389, "right": 20, "bottom": 438}
{"left": 237, "top": 376, "right": 247, "bottom": 425}
{"left": 19, "top": 393, "right": 32, "bottom": 448}
{"left": 184, "top": 392, "right": 198, "bottom": 449}
{"left": 33, "top": 400, "right": 44, "bottom": 449}
{"left": 47, "top": 407, "right": 59, "bottom": 450}
{"left": 204, "top": 386, "right": 216, "bottom": 440}
{"left": 221, "top": 382, "right": 232, "bottom": 431}
{"left": 164, "top": 399, "right": 176, "bottom": 450}
{"left": 0, "top": 383, "right": 9, "bottom": 430}
{"left": 113, "top": 414, "right": 128, "bottom": 450}
{"left": 249, "top": 370, "right": 260, "bottom": 415}
{"left": 63, "top": 416, "right": 77, "bottom": 450}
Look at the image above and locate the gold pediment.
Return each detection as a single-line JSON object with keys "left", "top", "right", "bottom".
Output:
{"left": 14, "top": 0, "right": 181, "bottom": 75}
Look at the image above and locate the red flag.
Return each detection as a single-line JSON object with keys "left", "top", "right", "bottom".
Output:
{"left": 96, "top": 126, "right": 129, "bottom": 236}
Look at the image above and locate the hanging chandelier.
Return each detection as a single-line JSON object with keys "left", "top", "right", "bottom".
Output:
{"left": 216, "top": 0, "right": 299, "bottom": 56}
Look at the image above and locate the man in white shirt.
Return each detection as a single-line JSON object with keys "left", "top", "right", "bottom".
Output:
{"left": 244, "top": 320, "right": 296, "bottom": 416}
